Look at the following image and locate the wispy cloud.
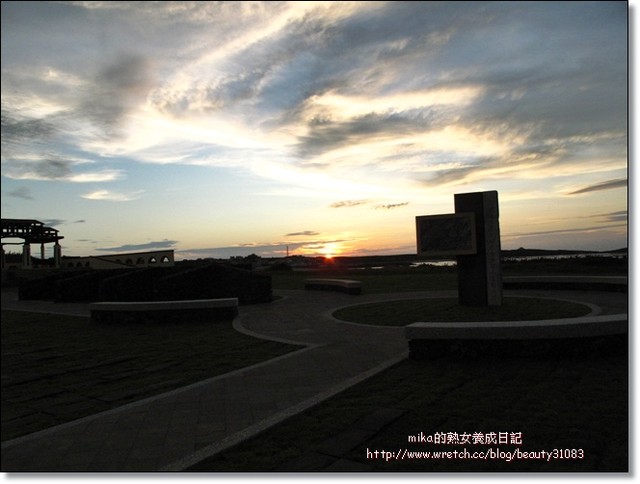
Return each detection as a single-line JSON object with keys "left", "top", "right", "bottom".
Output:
{"left": 285, "top": 230, "right": 320, "bottom": 237}
{"left": 600, "top": 211, "right": 628, "bottom": 223}
{"left": 506, "top": 223, "right": 627, "bottom": 239}
{"left": 38, "top": 218, "right": 87, "bottom": 227}
{"left": 40, "top": 219, "right": 66, "bottom": 227}
{"left": 96, "top": 239, "right": 178, "bottom": 252}
{"left": 330, "top": 200, "right": 370, "bottom": 208}
{"left": 81, "top": 189, "right": 144, "bottom": 201}
{"left": 375, "top": 202, "right": 409, "bottom": 210}
{"left": 568, "top": 179, "right": 627, "bottom": 195}
{"left": 2, "top": 153, "right": 125, "bottom": 183}
{"left": 6, "top": 187, "right": 33, "bottom": 200}
{"left": 587, "top": 210, "right": 628, "bottom": 224}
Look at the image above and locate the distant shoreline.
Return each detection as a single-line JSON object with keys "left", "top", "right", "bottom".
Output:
{"left": 327, "top": 248, "right": 628, "bottom": 266}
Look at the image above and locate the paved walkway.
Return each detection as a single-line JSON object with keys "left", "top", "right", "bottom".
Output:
{"left": 1, "top": 287, "right": 627, "bottom": 471}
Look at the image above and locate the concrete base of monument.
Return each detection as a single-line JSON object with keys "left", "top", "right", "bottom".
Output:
{"left": 405, "top": 313, "right": 627, "bottom": 360}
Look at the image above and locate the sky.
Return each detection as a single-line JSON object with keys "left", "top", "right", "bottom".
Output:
{"left": 0, "top": 1, "right": 629, "bottom": 260}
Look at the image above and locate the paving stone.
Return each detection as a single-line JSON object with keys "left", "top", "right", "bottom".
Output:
{"left": 278, "top": 452, "right": 338, "bottom": 471}
{"left": 316, "top": 429, "right": 377, "bottom": 458}
{"left": 59, "top": 449, "right": 101, "bottom": 471}
{"left": 86, "top": 456, "right": 129, "bottom": 472}
{"left": 98, "top": 388, "right": 151, "bottom": 403}
{"left": 352, "top": 407, "right": 407, "bottom": 433}
{"left": 99, "top": 371, "right": 139, "bottom": 382}
{"left": 323, "top": 458, "right": 373, "bottom": 472}
{"left": 1, "top": 404, "right": 40, "bottom": 421}
{"left": 121, "top": 456, "right": 161, "bottom": 472}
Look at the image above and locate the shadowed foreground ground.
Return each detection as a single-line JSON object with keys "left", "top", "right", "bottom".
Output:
{"left": 1, "top": 265, "right": 628, "bottom": 472}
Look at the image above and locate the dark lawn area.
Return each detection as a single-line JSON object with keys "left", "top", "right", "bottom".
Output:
{"left": 332, "top": 296, "right": 593, "bottom": 326}
{"left": 1, "top": 309, "right": 300, "bottom": 441}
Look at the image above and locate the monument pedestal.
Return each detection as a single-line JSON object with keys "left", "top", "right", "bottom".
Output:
{"left": 455, "top": 191, "right": 502, "bottom": 306}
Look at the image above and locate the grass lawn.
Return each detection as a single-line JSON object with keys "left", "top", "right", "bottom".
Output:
{"left": 333, "top": 296, "right": 593, "bottom": 326}
{"left": 1, "top": 310, "right": 300, "bottom": 441}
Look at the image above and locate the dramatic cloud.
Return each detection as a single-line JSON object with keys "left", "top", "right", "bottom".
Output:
{"left": 0, "top": 1, "right": 627, "bottom": 255}
{"left": 2, "top": 2, "right": 626, "bottom": 188}
{"left": 77, "top": 54, "right": 154, "bottom": 138}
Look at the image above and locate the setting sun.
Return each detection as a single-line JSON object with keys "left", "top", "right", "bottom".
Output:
{"left": 320, "top": 242, "right": 342, "bottom": 259}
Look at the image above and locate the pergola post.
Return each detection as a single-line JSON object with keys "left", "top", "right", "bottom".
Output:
{"left": 22, "top": 242, "right": 32, "bottom": 269}
{"left": 54, "top": 241, "right": 62, "bottom": 268}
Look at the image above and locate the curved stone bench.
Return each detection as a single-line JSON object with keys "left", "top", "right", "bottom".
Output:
{"left": 90, "top": 298, "right": 239, "bottom": 324}
{"left": 405, "top": 313, "right": 627, "bottom": 359}
{"left": 304, "top": 278, "right": 362, "bottom": 295}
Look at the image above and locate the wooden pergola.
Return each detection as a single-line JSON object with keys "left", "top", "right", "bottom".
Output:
{"left": 1, "top": 219, "right": 64, "bottom": 269}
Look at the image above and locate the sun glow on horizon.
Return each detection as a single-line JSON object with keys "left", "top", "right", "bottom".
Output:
{"left": 316, "top": 241, "right": 343, "bottom": 259}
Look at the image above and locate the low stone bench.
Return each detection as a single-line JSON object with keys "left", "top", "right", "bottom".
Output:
{"left": 304, "top": 278, "right": 362, "bottom": 295}
{"left": 90, "top": 298, "right": 239, "bottom": 324}
{"left": 405, "top": 313, "right": 627, "bottom": 359}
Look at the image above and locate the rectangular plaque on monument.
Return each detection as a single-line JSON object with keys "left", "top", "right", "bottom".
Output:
{"left": 416, "top": 213, "right": 477, "bottom": 257}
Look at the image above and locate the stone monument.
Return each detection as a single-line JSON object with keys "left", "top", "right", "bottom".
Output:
{"left": 416, "top": 190, "right": 502, "bottom": 307}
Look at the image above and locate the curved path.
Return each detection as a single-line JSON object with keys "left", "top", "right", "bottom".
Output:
{"left": 0, "top": 287, "right": 627, "bottom": 471}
